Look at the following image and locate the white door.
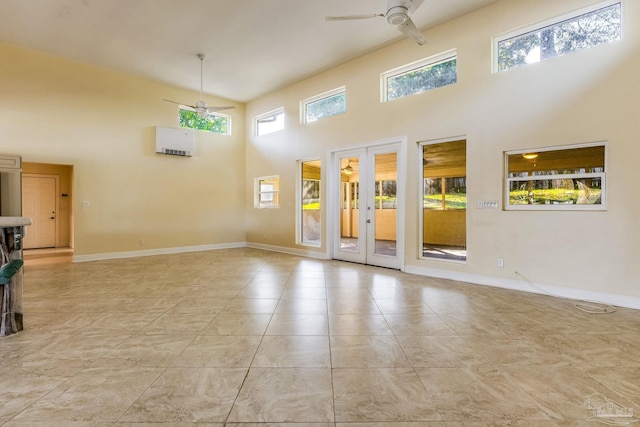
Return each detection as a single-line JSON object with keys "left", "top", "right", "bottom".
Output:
{"left": 22, "top": 175, "right": 57, "bottom": 249}
{"left": 332, "top": 141, "right": 404, "bottom": 269}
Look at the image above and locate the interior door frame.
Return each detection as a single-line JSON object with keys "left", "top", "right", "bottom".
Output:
{"left": 328, "top": 137, "right": 406, "bottom": 270}
{"left": 22, "top": 173, "right": 60, "bottom": 248}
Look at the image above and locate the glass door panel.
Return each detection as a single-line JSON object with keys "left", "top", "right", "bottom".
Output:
{"left": 373, "top": 152, "right": 397, "bottom": 257}
{"left": 332, "top": 142, "right": 403, "bottom": 269}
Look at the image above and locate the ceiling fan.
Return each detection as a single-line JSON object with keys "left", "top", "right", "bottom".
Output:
{"left": 163, "top": 53, "right": 234, "bottom": 118}
{"left": 326, "top": 0, "right": 427, "bottom": 46}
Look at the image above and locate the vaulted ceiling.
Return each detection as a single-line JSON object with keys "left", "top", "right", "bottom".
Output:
{"left": 0, "top": 0, "right": 498, "bottom": 102}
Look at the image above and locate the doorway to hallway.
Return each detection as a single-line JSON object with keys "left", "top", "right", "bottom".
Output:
{"left": 21, "top": 162, "right": 74, "bottom": 252}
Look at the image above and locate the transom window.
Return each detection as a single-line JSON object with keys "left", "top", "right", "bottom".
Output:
{"left": 179, "top": 106, "right": 231, "bottom": 135}
{"left": 495, "top": 1, "right": 622, "bottom": 72}
{"left": 505, "top": 143, "right": 606, "bottom": 210}
{"left": 255, "top": 108, "right": 285, "bottom": 136}
{"left": 381, "top": 50, "right": 457, "bottom": 102}
{"left": 301, "top": 87, "right": 346, "bottom": 124}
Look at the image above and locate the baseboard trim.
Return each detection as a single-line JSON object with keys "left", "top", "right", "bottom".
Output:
{"left": 246, "top": 242, "right": 330, "bottom": 260}
{"left": 72, "top": 243, "right": 638, "bottom": 310}
{"left": 72, "top": 242, "right": 248, "bottom": 263}
{"left": 404, "top": 264, "right": 640, "bottom": 311}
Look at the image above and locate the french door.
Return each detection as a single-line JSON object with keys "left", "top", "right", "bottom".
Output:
{"left": 331, "top": 141, "right": 404, "bottom": 269}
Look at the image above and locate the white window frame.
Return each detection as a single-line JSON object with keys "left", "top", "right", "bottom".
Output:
{"left": 254, "top": 175, "right": 280, "bottom": 209}
{"left": 255, "top": 107, "right": 285, "bottom": 136}
{"left": 300, "top": 86, "right": 346, "bottom": 124}
{"left": 380, "top": 49, "right": 457, "bottom": 103}
{"left": 492, "top": 0, "right": 623, "bottom": 73}
{"left": 504, "top": 142, "right": 607, "bottom": 211}
{"left": 178, "top": 105, "right": 232, "bottom": 135}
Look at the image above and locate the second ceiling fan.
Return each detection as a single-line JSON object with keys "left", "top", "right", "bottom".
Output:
{"left": 164, "top": 54, "right": 234, "bottom": 118}
{"left": 326, "top": 0, "right": 427, "bottom": 46}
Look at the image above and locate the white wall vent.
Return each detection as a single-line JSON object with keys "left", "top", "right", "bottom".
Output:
{"left": 155, "top": 127, "right": 194, "bottom": 157}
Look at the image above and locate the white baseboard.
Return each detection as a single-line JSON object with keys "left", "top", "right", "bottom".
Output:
{"left": 72, "top": 242, "right": 248, "bottom": 263}
{"left": 404, "top": 264, "right": 640, "bottom": 311}
{"left": 71, "top": 242, "right": 639, "bottom": 310}
{"left": 246, "top": 242, "right": 329, "bottom": 260}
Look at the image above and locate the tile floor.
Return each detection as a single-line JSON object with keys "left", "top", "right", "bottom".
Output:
{"left": 1, "top": 248, "right": 640, "bottom": 426}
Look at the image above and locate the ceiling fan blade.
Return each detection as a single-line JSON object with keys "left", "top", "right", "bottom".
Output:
{"left": 407, "top": 0, "right": 425, "bottom": 14}
{"left": 398, "top": 17, "right": 426, "bottom": 45}
{"left": 163, "top": 98, "right": 196, "bottom": 109}
{"left": 325, "top": 13, "right": 384, "bottom": 21}
{"left": 207, "top": 106, "right": 235, "bottom": 112}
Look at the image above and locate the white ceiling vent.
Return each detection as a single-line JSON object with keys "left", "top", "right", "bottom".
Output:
{"left": 155, "top": 126, "right": 194, "bottom": 157}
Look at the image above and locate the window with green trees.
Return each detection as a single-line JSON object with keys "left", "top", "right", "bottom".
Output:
{"left": 496, "top": 2, "right": 621, "bottom": 72}
{"left": 179, "top": 107, "right": 230, "bottom": 135}
{"left": 303, "top": 87, "right": 346, "bottom": 123}
{"left": 382, "top": 50, "right": 457, "bottom": 102}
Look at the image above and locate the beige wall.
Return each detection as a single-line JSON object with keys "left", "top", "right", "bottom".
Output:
{"left": 246, "top": 0, "right": 640, "bottom": 298}
{"left": 0, "top": 42, "right": 247, "bottom": 256}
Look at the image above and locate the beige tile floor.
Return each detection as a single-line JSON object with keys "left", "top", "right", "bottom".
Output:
{"left": 2, "top": 248, "right": 640, "bottom": 426}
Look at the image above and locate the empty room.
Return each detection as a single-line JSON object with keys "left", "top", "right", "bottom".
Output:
{"left": 1, "top": 0, "right": 639, "bottom": 425}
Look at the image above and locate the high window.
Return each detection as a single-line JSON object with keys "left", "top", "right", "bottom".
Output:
{"left": 505, "top": 143, "right": 606, "bottom": 210}
{"left": 255, "top": 108, "right": 285, "bottom": 136}
{"left": 179, "top": 106, "right": 231, "bottom": 135}
{"left": 298, "top": 160, "right": 321, "bottom": 246}
{"left": 495, "top": 1, "right": 622, "bottom": 72}
{"left": 301, "top": 87, "right": 346, "bottom": 123}
{"left": 381, "top": 50, "right": 457, "bottom": 102}
{"left": 255, "top": 176, "right": 280, "bottom": 208}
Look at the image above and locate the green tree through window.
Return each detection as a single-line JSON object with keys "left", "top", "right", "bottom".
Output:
{"left": 387, "top": 58, "right": 457, "bottom": 101}
{"left": 179, "top": 108, "right": 229, "bottom": 134}
{"left": 305, "top": 92, "right": 346, "bottom": 123}
{"left": 498, "top": 3, "right": 621, "bottom": 72}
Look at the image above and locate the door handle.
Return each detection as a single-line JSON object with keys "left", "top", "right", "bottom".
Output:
{"left": 366, "top": 219, "right": 371, "bottom": 223}
{"left": 50, "top": 216, "right": 55, "bottom": 220}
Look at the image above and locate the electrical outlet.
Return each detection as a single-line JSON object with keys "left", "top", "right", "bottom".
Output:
{"left": 138, "top": 238, "right": 144, "bottom": 246}
{"left": 497, "top": 257, "right": 504, "bottom": 268}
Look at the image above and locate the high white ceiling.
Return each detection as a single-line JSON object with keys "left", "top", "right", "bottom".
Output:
{"left": 0, "top": 0, "right": 497, "bottom": 102}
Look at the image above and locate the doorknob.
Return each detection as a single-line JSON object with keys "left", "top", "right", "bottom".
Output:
{"left": 366, "top": 219, "right": 371, "bottom": 223}
{"left": 50, "top": 216, "right": 55, "bottom": 220}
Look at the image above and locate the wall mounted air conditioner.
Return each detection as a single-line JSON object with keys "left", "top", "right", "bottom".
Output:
{"left": 155, "top": 126, "right": 194, "bottom": 157}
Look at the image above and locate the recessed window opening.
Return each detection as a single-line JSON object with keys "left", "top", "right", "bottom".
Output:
{"left": 495, "top": 1, "right": 621, "bottom": 72}
{"left": 255, "top": 176, "right": 280, "bottom": 208}
{"left": 420, "top": 139, "right": 467, "bottom": 262}
{"left": 255, "top": 108, "right": 285, "bottom": 136}
{"left": 302, "top": 87, "right": 346, "bottom": 124}
{"left": 505, "top": 143, "right": 606, "bottom": 210}
{"left": 179, "top": 106, "right": 231, "bottom": 135}
{"left": 381, "top": 50, "right": 457, "bottom": 102}
{"left": 298, "top": 160, "right": 321, "bottom": 247}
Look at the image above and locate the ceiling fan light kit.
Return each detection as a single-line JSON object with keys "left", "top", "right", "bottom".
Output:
{"left": 387, "top": 6, "right": 409, "bottom": 25}
{"left": 163, "top": 53, "right": 235, "bottom": 118}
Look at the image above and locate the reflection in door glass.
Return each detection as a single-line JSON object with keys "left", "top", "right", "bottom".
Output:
{"left": 340, "top": 157, "right": 359, "bottom": 252}
{"left": 374, "top": 153, "right": 397, "bottom": 256}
